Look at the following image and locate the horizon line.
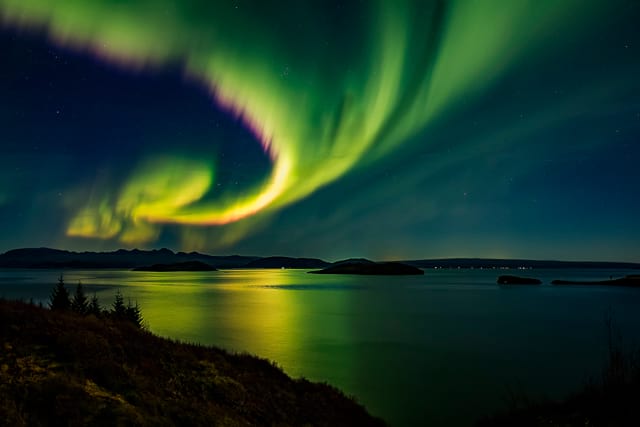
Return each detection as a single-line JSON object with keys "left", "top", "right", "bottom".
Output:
{"left": 1, "top": 246, "right": 639, "bottom": 266}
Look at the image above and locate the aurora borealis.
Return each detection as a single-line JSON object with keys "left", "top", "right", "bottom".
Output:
{"left": 1, "top": 1, "right": 639, "bottom": 260}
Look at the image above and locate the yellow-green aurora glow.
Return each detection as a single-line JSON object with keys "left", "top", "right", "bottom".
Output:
{"left": 0, "top": 0, "right": 603, "bottom": 246}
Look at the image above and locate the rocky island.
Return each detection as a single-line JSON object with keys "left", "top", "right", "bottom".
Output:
{"left": 310, "top": 261, "right": 424, "bottom": 275}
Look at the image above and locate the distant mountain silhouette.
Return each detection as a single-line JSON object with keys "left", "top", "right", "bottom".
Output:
{"left": 310, "top": 262, "right": 424, "bottom": 275}
{"left": 332, "top": 258, "right": 376, "bottom": 265}
{"left": 243, "top": 256, "right": 329, "bottom": 269}
{"left": 0, "top": 248, "right": 258, "bottom": 269}
{"left": 0, "top": 248, "right": 638, "bottom": 270}
{"left": 132, "top": 261, "right": 217, "bottom": 272}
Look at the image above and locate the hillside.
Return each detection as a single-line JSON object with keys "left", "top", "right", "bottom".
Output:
{"left": 0, "top": 300, "right": 385, "bottom": 426}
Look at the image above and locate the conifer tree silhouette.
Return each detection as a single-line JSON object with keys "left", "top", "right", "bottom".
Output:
{"left": 88, "top": 292, "right": 101, "bottom": 317}
{"left": 111, "top": 290, "right": 127, "bottom": 320}
{"left": 49, "top": 275, "right": 70, "bottom": 311}
{"left": 126, "top": 298, "right": 144, "bottom": 328}
{"left": 71, "top": 281, "right": 89, "bottom": 315}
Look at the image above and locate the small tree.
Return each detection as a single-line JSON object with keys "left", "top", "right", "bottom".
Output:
{"left": 88, "top": 293, "right": 101, "bottom": 317}
{"left": 71, "top": 282, "right": 89, "bottom": 315}
{"left": 111, "top": 290, "right": 126, "bottom": 320}
{"left": 126, "top": 298, "right": 144, "bottom": 329}
{"left": 49, "top": 275, "right": 70, "bottom": 311}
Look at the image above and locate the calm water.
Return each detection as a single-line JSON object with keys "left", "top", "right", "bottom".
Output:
{"left": 2, "top": 268, "right": 640, "bottom": 426}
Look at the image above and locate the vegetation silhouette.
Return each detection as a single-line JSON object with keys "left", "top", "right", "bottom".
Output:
{"left": 48, "top": 276, "right": 144, "bottom": 328}
{"left": 48, "top": 275, "right": 70, "bottom": 311}
{"left": 88, "top": 292, "right": 101, "bottom": 317}
{"left": 111, "top": 289, "right": 127, "bottom": 319}
{"left": 70, "top": 281, "right": 88, "bottom": 315}
{"left": 0, "top": 284, "right": 384, "bottom": 425}
{"left": 125, "top": 299, "right": 143, "bottom": 329}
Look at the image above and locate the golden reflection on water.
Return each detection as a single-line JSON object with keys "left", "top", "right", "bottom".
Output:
{"left": 18, "top": 269, "right": 360, "bottom": 391}
{"left": 112, "top": 269, "right": 357, "bottom": 380}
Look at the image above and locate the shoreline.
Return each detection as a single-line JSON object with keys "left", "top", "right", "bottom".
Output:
{"left": 0, "top": 299, "right": 385, "bottom": 426}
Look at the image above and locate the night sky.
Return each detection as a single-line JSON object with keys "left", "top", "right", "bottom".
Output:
{"left": 0, "top": 0, "right": 638, "bottom": 261}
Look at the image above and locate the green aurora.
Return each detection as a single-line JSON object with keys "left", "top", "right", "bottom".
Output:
{"left": 3, "top": 0, "right": 639, "bottom": 263}
{"left": 0, "top": 0, "right": 609, "bottom": 248}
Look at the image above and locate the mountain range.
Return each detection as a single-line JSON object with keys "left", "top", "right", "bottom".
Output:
{"left": 0, "top": 248, "right": 638, "bottom": 270}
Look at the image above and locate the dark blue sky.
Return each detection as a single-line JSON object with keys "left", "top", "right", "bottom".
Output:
{"left": 0, "top": 1, "right": 639, "bottom": 261}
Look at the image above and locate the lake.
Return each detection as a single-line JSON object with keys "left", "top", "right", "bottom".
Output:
{"left": 2, "top": 268, "right": 640, "bottom": 426}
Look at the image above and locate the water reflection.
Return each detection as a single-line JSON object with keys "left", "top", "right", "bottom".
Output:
{"left": 3, "top": 268, "right": 640, "bottom": 426}
{"left": 64, "top": 269, "right": 358, "bottom": 382}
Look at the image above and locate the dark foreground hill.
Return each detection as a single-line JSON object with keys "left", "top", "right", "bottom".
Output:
{"left": 0, "top": 300, "right": 385, "bottom": 426}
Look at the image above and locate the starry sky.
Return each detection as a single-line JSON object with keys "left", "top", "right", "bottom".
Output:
{"left": 0, "top": 0, "right": 638, "bottom": 261}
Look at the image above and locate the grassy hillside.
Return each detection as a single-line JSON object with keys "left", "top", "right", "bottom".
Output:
{"left": 0, "top": 299, "right": 385, "bottom": 426}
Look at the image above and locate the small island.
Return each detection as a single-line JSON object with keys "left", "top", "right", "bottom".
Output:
{"left": 132, "top": 261, "right": 217, "bottom": 272}
{"left": 310, "top": 261, "right": 424, "bottom": 275}
{"left": 497, "top": 275, "right": 542, "bottom": 285}
{"left": 552, "top": 275, "right": 640, "bottom": 287}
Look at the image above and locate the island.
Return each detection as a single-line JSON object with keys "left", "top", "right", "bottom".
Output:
{"left": 132, "top": 261, "right": 217, "bottom": 272}
{"left": 551, "top": 275, "right": 640, "bottom": 287}
{"left": 497, "top": 275, "right": 542, "bottom": 285}
{"left": 310, "top": 261, "right": 424, "bottom": 275}
{"left": 0, "top": 299, "right": 385, "bottom": 426}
